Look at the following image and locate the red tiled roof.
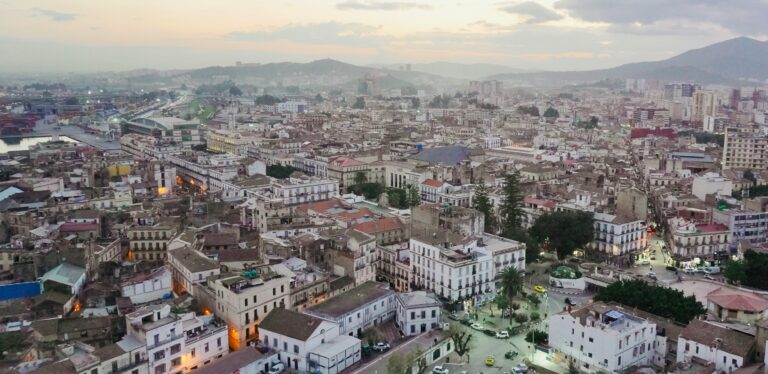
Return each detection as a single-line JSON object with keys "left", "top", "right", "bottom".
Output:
{"left": 707, "top": 287, "right": 768, "bottom": 312}
{"left": 59, "top": 223, "right": 99, "bottom": 232}
{"left": 352, "top": 217, "right": 403, "bottom": 234}
{"left": 630, "top": 127, "right": 676, "bottom": 139}
{"left": 524, "top": 196, "right": 557, "bottom": 209}
{"left": 421, "top": 179, "right": 445, "bottom": 188}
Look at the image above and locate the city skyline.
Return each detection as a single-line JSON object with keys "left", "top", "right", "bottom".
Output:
{"left": 1, "top": 0, "right": 765, "bottom": 73}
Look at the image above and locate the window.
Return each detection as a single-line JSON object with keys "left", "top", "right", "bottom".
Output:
{"left": 273, "top": 288, "right": 276, "bottom": 296}
{"left": 170, "top": 344, "right": 181, "bottom": 354}
{"left": 91, "top": 369, "right": 98, "bottom": 374}
{"left": 283, "top": 342, "right": 288, "bottom": 351}
{"left": 264, "top": 305, "right": 268, "bottom": 313}
{"left": 217, "top": 337, "right": 222, "bottom": 347}
{"left": 245, "top": 298, "right": 248, "bottom": 307}
{"left": 191, "top": 348, "right": 196, "bottom": 358}
{"left": 204, "top": 343, "right": 209, "bottom": 353}
{"left": 294, "top": 345, "right": 299, "bottom": 354}
{"left": 155, "top": 364, "right": 166, "bottom": 374}
{"left": 171, "top": 358, "right": 181, "bottom": 367}
{"left": 281, "top": 285, "right": 284, "bottom": 293}
{"left": 588, "top": 337, "right": 593, "bottom": 343}
{"left": 411, "top": 325, "right": 415, "bottom": 333}
{"left": 411, "top": 312, "right": 415, "bottom": 319}
{"left": 618, "top": 357, "right": 622, "bottom": 366}
{"left": 112, "top": 362, "right": 118, "bottom": 373}
{"left": 253, "top": 295, "right": 257, "bottom": 303}
{"left": 431, "top": 310, "right": 436, "bottom": 318}
{"left": 154, "top": 351, "right": 165, "bottom": 360}
{"left": 273, "top": 338, "right": 277, "bottom": 347}
{"left": 246, "top": 328, "right": 250, "bottom": 339}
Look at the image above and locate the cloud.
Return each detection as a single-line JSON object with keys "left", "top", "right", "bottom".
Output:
{"left": 518, "top": 51, "right": 596, "bottom": 61}
{"left": 336, "top": 0, "right": 431, "bottom": 11}
{"left": 32, "top": 8, "right": 77, "bottom": 22}
{"left": 500, "top": 2, "right": 562, "bottom": 24}
{"left": 554, "top": 0, "right": 766, "bottom": 35}
{"left": 227, "top": 22, "right": 382, "bottom": 46}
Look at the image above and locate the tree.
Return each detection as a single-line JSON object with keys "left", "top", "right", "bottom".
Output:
{"left": 744, "top": 170, "right": 757, "bottom": 185}
{"left": 406, "top": 184, "right": 421, "bottom": 208}
{"left": 266, "top": 165, "right": 300, "bottom": 179}
{"left": 314, "top": 93, "right": 324, "bottom": 102}
{"left": 543, "top": 107, "right": 559, "bottom": 118}
{"left": 594, "top": 279, "right": 706, "bottom": 324}
{"left": 472, "top": 179, "right": 496, "bottom": 233}
{"left": 352, "top": 97, "right": 366, "bottom": 109}
{"left": 500, "top": 267, "right": 524, "bottom": 323}
{"left": 387, "top": 188, "right": 409, "bottom": 209}
{"left": 411, "top": 345, "right": 427, "bottom": 374}
{"left": 517, "top": 105, "right": 540, "bottom": 117}
{"left": 448, "top": 323, "right": 473, "bottom": 361}
{"left": 351, "top": 182, "right": 385, "bottom": 200}
{"left": 64, "top": 96, "right": 79, "bottom": 105}
{"left": 723, "top": 259, "right": 747, "bottom": 285}
{"left": 353, "top": 171, "right": 368, "bottom": 186}
{"left": 568, "top": 359, "right": 579, "bottom": 374}
{"left": 228, "top": 86, "right": 242, "bottom": 96}
{"left": 525, "top": 330, "right": 548, "bottom": 344}
{"left": 530, "top": 211, "right": 594, "bottom": 260}
{"left": 499, "top": 171, "right": 525, "bottom": 237}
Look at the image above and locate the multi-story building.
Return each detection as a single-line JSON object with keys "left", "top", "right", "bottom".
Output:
{"left": 121, "top": 266, "right": 173, "bottom": 305}
{"left": 691, "top": 172, "right": 733, "bottom": 201}
{"left": 378, "top": 243, "right": 412, "bottom": 292}
{"left": 123, "top": 117, "right": 202, "bottom": 148}
{"left": 722, "top": 127, "right": 768, "bottom": 170}
{"left": 259, "top": 308, "right": 361, "bottom": 373}
{"left": 126, "top": 303, "right": 229, "bottom": 374}
{"left": 668, "top": 217, "right": 731, "bottom": 261}
{"left": 208, "top": 267, "right": 292, "bottom": 350}
{"left": 692, "top": 90, "right": 717, "bottom": 123}
{"left": 713, "top": 209, "right": 768, "bottom": 252}
{"left": 410, "top": 229, "right": 496, "bottom": 302}
{"left": 395, "top": 291, "right": 441, "bottom": 336}
{"left": 127, "top": 217, "right": 176, "bottom": 262}
{"left": 168, "top": 247, "right": 221, "bottom": 296}
{"left": 591, "top": 213, "right": 647, "bottom": 261}
{"left": 264, "top": 175, "right": 338, "bottom": 206}
{"left": 303, "top": 281, "right": 395, "bottom": 337}
{"left": 549, "top": 302, "right": 657, "bottom": 373}
{"left": 677, "top": 320, "right": 754, "bottom": 373}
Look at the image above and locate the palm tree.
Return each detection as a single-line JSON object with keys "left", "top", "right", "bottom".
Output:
{"left": 500, "top": 267, "right": 524, "bottom": 323}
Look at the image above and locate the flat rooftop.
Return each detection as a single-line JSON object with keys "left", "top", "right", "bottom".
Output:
{"left": 305, "top": 281, "right": 393, "bottom": 318}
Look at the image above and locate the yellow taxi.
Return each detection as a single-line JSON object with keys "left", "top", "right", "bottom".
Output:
{"left": 533, "top": 285, "right": 547, "bottom": 294}
{"left": 485, "top": 355, "right": 496, "bottom": 366}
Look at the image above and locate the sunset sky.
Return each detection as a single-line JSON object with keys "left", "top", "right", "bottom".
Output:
{"left": 0, "top": 0, "right": 762, "bottom": 73}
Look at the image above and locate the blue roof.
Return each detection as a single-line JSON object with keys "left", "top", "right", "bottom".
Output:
{"left": 408, "top": 145, "right": 473, "bottom": 165}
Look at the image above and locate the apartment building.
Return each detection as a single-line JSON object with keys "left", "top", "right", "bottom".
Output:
{"left": 713, "top": 209, "right": 768, "bottom": 251}
{"left": 168, "top": 247, "right": 221, "bottom": 296}
{"left": 668, "top": 217, "right": 731, "bottom": 260}
{"left": 549, "top": 303, "right": 657, "bottom": 373}
{"left": 591, "top": 213, "right": 647, "bottom": 259}
{"left": 208, "top": 267, "right": 292, "bottom": 350}
{"left": 378, "top": 243, "right": 412, "bottom": 292}
{"left": 127, "top": 218, "right": 176, "bottom": 262}
{"left": 125, "top": 303, "right": 228, "bottom": 374}
{"left": 303, "top": 281, "right": 395, "bottom": 337}
{"left": 677, "top": 320, "right": 754, "bottom": 373}
{"left": 410, "top": 229, "right": 495, "bottom": 302}
{"left": 722, "top": 127, "right": 768, "bottom": 170}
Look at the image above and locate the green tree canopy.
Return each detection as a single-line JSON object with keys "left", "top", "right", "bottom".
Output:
{"left": 517, "top": 105, "right": 540, "bottom": 116}
{"left": 723, "top": 250, "right": 768, "bottom": 290}
{"left": 266, "top": 165, "right": 299, "bottom": 179}
{"left": 530, "top": 211, "right": 594, "bottom": 260}
{"left": 406, "top": 184, "right": 421, "bottom": 208}
{"left": 472, "top": 179, "right": 497, "bottom": 233}
{"left": 229, "top": 86, "right": 243, "bottom": 96}
{"left": 499, "top": 171, "right": 525, "bottom": 237}
{"left": 594, "top": 279, "right": 706, "bottom": 324}
{"left": 543, "top": 107, "right": 559, "bottom": 118}
{"left": 352, "top": 97, "right": 366, "bottom": 109}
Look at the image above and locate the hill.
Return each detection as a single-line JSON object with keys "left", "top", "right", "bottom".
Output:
{"left": 488, "top": 37, "right": 768, "bottom": 86}
{"left": 372, "top": 62, "right": 531, "bottom": 80}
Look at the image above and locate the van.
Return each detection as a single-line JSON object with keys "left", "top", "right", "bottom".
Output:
{"left": 704, "top": 266, "right": 720, "bottom": 275}
{"left": 683, "top": 268, "right": 695, "bottom": 274}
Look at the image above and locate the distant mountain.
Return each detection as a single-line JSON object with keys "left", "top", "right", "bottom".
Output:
{"left": 180, "top": 59, "right": 461, "bottom": 89}
{"left": 371, "top": 62, "right": 532, "bottom": 80}
{"left": 488, "top": 37, "right": 768, "bottom": 86}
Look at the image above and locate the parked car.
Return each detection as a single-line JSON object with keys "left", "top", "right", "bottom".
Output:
{"left": 496, "top": 330, "right": 510, "bottom": 338}
{"left": 268, "top": 362, "right": 285, "bottom": 374}
{"left": 704, "top": 275, "right": 715, "bottom": 280}
{"left": 501, "top": 310, "right": 511, "bottom": 318}
{"left": 448, "top": 313, "right": 459, "bottom": 321}
{"left": 373, "top": 342, "right": 390, "bottom": 352}
{"left": 485, "top": 355, "right": 496, "bottom": 366}
{"left": 511, "top": 368, "right": 524, "bottom": 374}
{"left": 483, "top": 328, "right": 496, "bottom": 336}
{"left": 646, "top": 272, "right": 657, "bottom": 279}
{"left": 471, "top": 323, "right": 484, "bottom": 331}
{"left": 432, "top": 366, "right": 449, "bottom": 374}
{"left": 517, "top": 363, "right": 529, "bottom": 373}
{"left": 683, "top": 268, "right": 695, "bottom": 274}
{"left": 505, "top": 351, "right": 519, "bottom": 359}
{"left": 638, "top": 259, "right": 650, "bottom": 265}
{"left": 533, "top": 285, "right": 547, "bottom": 294}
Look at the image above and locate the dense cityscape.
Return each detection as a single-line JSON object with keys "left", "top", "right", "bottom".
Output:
{"left": 2, "top": 2, "right": 768, "bottom": 374}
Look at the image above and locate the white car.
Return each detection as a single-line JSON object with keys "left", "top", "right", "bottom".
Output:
{"left": 471, "top": 323, "right": 484, "bottom": 331}
{"left": 373, "top": 342, "right": 391, "bottom": 351}
{"left": 511, "top": 368, "right": 524, "bottom": 374}
{"left": 433, "top": 366, "right": 450, "bottom": 374}
{"left": 517, "top": 363, "right": 529, "bottom": 373}
{"left": 268, "top": 362, "right": 285, "bottom": 374}
{"left": 638, "top": 259, "right": 650, "bottom": 265}
{"left": 496, "top": 330, "right": 510, "bottom": 338}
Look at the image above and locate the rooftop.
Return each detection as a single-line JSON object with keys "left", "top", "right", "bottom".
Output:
{"left": 680, "top": 320, "right": 755, "bottom": 358}
{"left": 169, "top": 247, "right": 219, "bottom": 273}
{"left": 39, "top": 263, "right": 85, "bottom": 287}
{"left": 707, "top": 287, "right": 768, "bottom": 312}
{"left": 259, "top": 308, "right": 324, "bottom": 341}
{"left": 305, "top": 281, "right": 393, "bottom": 318}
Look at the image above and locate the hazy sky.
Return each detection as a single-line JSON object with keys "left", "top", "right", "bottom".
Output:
{"left": 0, "top": 0, "right": 762, "bottom": 73}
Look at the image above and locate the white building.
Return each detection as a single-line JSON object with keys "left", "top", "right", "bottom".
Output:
{"left": 549, "top": 303, "right": 657, "bottom": 373}
{"left": 303, "top": 281, "right": 395, "bottom": 337}
{"left": 208, "top": 267, "right": 292, "bottom": 350}
{"left": 692, "top": 173, "right": 733, "bottom": 201}
{"left": 410, "top": 230, "right": 496, "bottom": 302}
{"left": 126, "top": 303, "right": 229, "bottom": 374}
{"left": 591, "top": 213, "right": 647, "bottom": 258}
{"left": 121, "top": 266, "right": 173, "bottom": 304}
{"left": 260, "top": 308, "right": 361, "bottom": 373}
{"left": 168, "top": 247, "right": 221, "bottom": 296}
{"left": 395, "top": 291, "right": 441, "bottom": 336}
{"left": 677, "top": 320, "right": 754, "bottom": 373}
{"left": 668, "top": 217, "right": 731, "bottom": 260}
{"left": 276, "top": 101, "right": 307, "bottom": 114}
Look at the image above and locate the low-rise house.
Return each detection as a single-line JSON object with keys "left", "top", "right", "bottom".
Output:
{"left": 189, "top": 346, "right": 278, "bottom": 374}
{"left": 395, "top": 291, "right": 441, "bottom": 336}
{"left": 259, "top": 308, "right": 361, "bottom": 373}
{"left": 676, "top": 320, "right": 755, "bottom": 373}
{"left": 706, "top": 287, "right": 768, "bottom": 324}
{"left": 168, "top": 247, "right": 220, "bottom": 296}
{"left": 120, "top": 266, "right": 173, "bottom": 304}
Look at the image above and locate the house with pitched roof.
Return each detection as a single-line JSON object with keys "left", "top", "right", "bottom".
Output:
{"left": 707, "top": 287, "right": 768, "bottom": 324}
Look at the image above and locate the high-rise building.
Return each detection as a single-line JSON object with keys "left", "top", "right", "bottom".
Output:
{"left": 722, "top": 127, "right": 768, "bottom": 170}
{"left": 692, "top": 90, "right": 717, "bottom": 122}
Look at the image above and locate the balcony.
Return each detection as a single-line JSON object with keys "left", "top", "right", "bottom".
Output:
{"left": 147, "top": 333, "right": 185, "bottom": 350}
{"left": 118, "top": 358, "right": 148, "bottom": 373}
